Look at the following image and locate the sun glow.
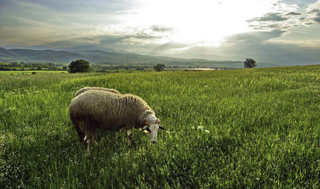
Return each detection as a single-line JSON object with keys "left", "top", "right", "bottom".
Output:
{"left": 125, "top": 0, "right": 277, "bottom": 46}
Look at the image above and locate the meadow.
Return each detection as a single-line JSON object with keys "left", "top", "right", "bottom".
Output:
{"left": 0, "top": 71, "right": 68, "bottom": 75}
{"left": 0, "top": 66, "right": 319, "bottom": 188}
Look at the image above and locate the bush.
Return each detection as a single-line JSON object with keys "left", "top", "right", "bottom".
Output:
{"left": 244, "top": 58, "right": 257, "bottom": 68}
{"left": 154, "top": 64, "right": 165, "bottom": 71}
{"left": 68, "top": 59, "right": 90, "bottom": 73}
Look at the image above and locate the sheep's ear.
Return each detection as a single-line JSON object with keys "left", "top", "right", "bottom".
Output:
{"left": 156, "top": 118, "right": 160, "bottom": 124}
{"left": 159, "top": 124, "right": 166, "bottom": 130}
{"left": 141, "top": 126, "right": 151, "bottom": 133}
{"left": 143, "top": 119, "right": 153, "bottom": 126}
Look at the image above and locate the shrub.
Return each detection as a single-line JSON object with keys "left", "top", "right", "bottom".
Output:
{"left": 244, "top": 58, "right": 257, "bottom": 68}
{"left": 68, "top": 59, "right": 90, "bottom": 73}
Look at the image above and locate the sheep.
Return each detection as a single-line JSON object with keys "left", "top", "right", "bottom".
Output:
{"left": 69, "top": 90, "right": 165, "bottom": 153}
{"left": 74, "top": 87, "right": 120, "bottom": 97}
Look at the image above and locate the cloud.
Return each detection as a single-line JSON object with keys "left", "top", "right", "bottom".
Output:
{"left": 150, "top": 25, "right": 174, "bottom": 33}
{"left": 20, "top": 0, "right": 133, "bottom": 14}
{"left": 282, "top": 0, "right": 317, "bottom": 7}
{"left": 313, "top": 16, "right": 320, "bottom": 22}
{"left": 306, "top": 0, "right": 320, "bottom": 11}
{"left": 226, "top": 30, "right": 285, "bottom": 44}
{"left": 307, "top": 8, "right": 320, "bottom": 23}
{"left": 251, "top": 13, "right": 289, "bottom": 22}
{"left": 161, "top": 30, "right": 285, "bottom": 58}
{"left": 265, "top": 24, "right": 320, "bottom": 48}
{"left": 286, "top": 12, "right": 302, "bottom": 15}
{"left": 247, "top": 1, "right": 320, "bottom": 31}
{"left": 169, "top": 29, "right": 320, "bottom": 65}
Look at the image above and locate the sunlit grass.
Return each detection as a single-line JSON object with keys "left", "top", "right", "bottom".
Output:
{"left": 0, "top": 66, "right": 319, "bottom": 188}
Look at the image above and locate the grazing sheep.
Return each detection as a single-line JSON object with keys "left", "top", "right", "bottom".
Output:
{"left": 74, "top": 87, "right": 120, "bottom": 97}
{"left": 69, "top": 90, "right": 165, "bottom": 152}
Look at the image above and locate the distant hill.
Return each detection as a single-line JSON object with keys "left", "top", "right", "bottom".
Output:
{"left": 0, "top": 47, "right": 245, "bottom": 68}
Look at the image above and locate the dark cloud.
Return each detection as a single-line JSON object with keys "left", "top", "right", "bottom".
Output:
{"left": 248, "top": 6, "right": 320, "bottom": 31}
{"left": 305, "top": 22, "right": 314, "bottom": 25}
{"left": 306, "top": 8, "right": 320, "bottom": 23}
{"left": 247, "top": 13, "right": 290, "bottom": 30}
{"left": 313, "top": 17, "right": 320, "bottom": 23}
{"left": 308, "top": 9, "right": 320, "bottom": 13}
{"left": 248, "top": 23, "right": 284, "bottom": 30}
{"left": 79, "top": 37, "right": 97, "bottom": 41}
{"left": 225, "top": 30, "right": 285, "bottom": 44}
{"left": 249, "top": 13, "right": 288, "bottom": 22}
{"left": 286, "top": 12, "right": 302, "bottom": 16}
{"left": 150, "top": 25, "right": 173, "bottom": 33}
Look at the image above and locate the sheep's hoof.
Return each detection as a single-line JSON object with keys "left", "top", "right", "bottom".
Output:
{"left": 84, "top": 151, "right": 90, "bottom": 157}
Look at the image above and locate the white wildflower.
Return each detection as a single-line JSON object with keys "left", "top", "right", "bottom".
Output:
{"left": 204, "top": 130, "right": 210, "bottom": 134}
{"left": 197, "top": 126, "right": 204, "bottom": 130}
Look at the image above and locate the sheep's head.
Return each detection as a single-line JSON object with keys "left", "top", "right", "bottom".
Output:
{"left": 142, "top": 114, "right": 165, "bottom": 143}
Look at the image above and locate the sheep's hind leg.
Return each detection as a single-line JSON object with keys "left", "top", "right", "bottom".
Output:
{"left": 83, "top": 136, "right": 91, "bottom": 153}
{"left": 126, "top": 129, "right": 132, "bottom": 146}
{"left": 83, "top": 121, "right": 97, "bottom": 153}
{"left": 91, "top": 135, "right": 98, "bottom": 146}
{"left": 73, "top": 120, "right": 85, "bottom": 144}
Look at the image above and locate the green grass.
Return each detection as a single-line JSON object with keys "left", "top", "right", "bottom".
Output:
{"left": 0, "top": 66, "right": 319, "bottom": 188}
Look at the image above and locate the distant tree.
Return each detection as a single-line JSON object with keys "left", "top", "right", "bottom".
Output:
{"left": 154, "top": 64, "right": 165, "bottom": 72}
{"left": 244, "top": 58, "right": 257, "bottom": 68}
{"left": 68, "top": 59, "right": 90, "bottom": 73}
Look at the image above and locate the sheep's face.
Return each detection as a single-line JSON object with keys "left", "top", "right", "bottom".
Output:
{"left": 142, "top": 115, "right": 165, "bottom": 143}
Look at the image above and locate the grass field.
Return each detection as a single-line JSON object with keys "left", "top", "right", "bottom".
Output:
{"left": 0, "top": 70, "right": 68, "bottom": 75}
{"left": 0, "top": 66, "right": 319, "bottom": 188}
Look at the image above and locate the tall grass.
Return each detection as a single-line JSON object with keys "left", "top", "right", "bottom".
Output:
{"left": 0, "top": 66, "right": 319, "bottom": 188}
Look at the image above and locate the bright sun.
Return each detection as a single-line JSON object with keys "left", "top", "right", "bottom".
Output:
{"left": 126, "top": 0, "right": 274, "bottom": 46}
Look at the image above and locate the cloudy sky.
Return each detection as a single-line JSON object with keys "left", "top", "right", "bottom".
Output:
{"left": 1, "top": 0, "right": 320, "bottom": 65}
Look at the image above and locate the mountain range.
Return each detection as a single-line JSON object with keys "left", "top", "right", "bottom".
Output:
{"left": 0, "top": 47, "right": 248, "bottom": 68}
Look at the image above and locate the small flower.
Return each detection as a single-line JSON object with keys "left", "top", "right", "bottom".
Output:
{"left": 204, "top": 130, "right": 210, "bottom": 134}
{"left": 191, "top": 126, "right": 195, "bottom": 129}
{"left": 197, "top": 126, "right": 204, "bottom": 130}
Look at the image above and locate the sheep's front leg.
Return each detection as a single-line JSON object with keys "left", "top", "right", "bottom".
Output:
{"left": 126, "top": 129, "right": 132, "bottom": 146}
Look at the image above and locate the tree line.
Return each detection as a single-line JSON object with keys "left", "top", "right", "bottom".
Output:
{"left": 1, "top": 58, "right": 256, "bottom": 73}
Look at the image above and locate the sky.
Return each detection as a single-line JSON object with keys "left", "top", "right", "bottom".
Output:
{"left": 1, "top": 0, "right": 320, "bottom": 65}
